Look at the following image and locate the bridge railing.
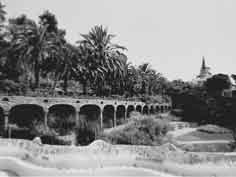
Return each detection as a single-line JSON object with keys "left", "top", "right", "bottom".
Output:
{"left": 0, "top": 92, "right": 171, "bottom": 104}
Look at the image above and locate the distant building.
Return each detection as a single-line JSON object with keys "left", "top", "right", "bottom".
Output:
{"left": 197, "top": 56, "right": 212, "bottom": 80}
{"left": 191, "top": 57, "right": 236, "bottom": 97}
{"left": 222, "top": 76, "right": 236, "bottom": 97}
{"left": 192, "top": 56, "right": 212, "bottom": 85}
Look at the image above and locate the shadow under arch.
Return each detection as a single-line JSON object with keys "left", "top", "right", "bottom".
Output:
{"left": 136, "top": 105, "right": 142, "bottom": 113}
{"left": 166, "top": 106, "right": 169, "bottom": 111}
{"left": 116, "top": 105, "right": 126, "bottom": 125}
{"left": 156, "top": 105, "right": 160, "bottom": 113}
{"left": 48, "top": 104, "right": 77, "bottom": 136}
{"left": 78, "top": 104, "right": 101, "bottom": 145}
{"left": 127, "top": 105, "right": 135, "bottom": 118}
{"left": 103, "top": 105, "right": 115, "bottom": 128}
{"left": 150, "top": 106, "right": 155, "bottom": 114}
{"left": 9, "top": 104, "right": 45, "bottom": 140}
{"left": 0, "top": 107, "right": 4, "bottom": 135}
{"left": 143, "top": 105, "right": 149, "bottom": 114}
{"left": 160, "top": 105, "right": 164, "bottom": 113}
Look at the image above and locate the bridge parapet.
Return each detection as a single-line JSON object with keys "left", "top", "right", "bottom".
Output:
{"left": 0, "top": 96, "right": 149, "bottom": 110}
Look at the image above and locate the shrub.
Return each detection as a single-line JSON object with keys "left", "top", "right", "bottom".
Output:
{"left": 140, "top": 95, "right": 170, "bottom": 104}
{"left": 0, "top": 79, "right": 27, "bottom": 95}
{"left": 40, "top": 135, "right": 71, "bottom": 145}
{"left": 75, "top": 115, "right": 100, "bottom": 145}
{"left": 99, "top": 114, "right": 171, "bottom": 145}
{"left": 28, "top": 121, "right": 73, "bottom": 145}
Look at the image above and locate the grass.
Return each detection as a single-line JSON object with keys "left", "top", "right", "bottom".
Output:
{"left": 176, "top": 130, "right": 234, "bottom": 141}
{"left": 198, "top": 124, "right": 231, "bottom": 134}
{"left": 174, "top": 124, "right": 234, "bottom": 152}
{"left": 177, "top": 141, "right": 233, "bottom": 152}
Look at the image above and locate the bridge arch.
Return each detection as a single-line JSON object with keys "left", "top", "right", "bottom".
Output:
{"left": 127, "top": 105, "right": 135, "bottom": 118}
{"left": 156, "top": 105, "right": 160, "bottom": 113}
{"left": 8, "top": 104, "right": 45, "bottom": 139}
{"left": 78, "top": 104, "right": 101, "bottom": 145}
{"left": 47, "top": 104, "right": 77, "bottom": 136}
{"left": 136, "top": 105, "right": 142, "bottom": 113}
{"left": 116, "top": 105, "right": 126, "bottom": 125}
{"left": 150, "top": 105, "right": 155, "bottom": 114}
{"left": 160, "top": 105, "right": 164, "bottom": 113}
{"left": 103, "top": 105, "right": 115, "bottom": 128}
{"left": 143, "top": 105, "right": 149, "bottom": 114}
{"left": 0, "top": 107, "right": 4, "bottom": 135}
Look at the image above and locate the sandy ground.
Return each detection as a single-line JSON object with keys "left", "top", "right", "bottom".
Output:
{"left": 0, "top": 156, "right": 177, "bottom": 177}
{"left": 0, "top": 171, "right": 9, "bottom": 177}
{"left": 0, "top": 139, "right": 180, "bottom": 177}
{"left": 168, "top": 128, "right": 197, "bottom": 138}
{"left": 177, "top": 139, "right": 231, "bottom": 145}
{"left": 1, "top": 139, "right": 236, "bottom": 176}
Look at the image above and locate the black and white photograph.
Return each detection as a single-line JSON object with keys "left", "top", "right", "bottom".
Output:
{"left": 0, "top": 0, "right": 236, "bottom": 176}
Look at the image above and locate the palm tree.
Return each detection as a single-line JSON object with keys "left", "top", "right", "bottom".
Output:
{"left": 122, "top": 62, "right": 141, "bottom": 97}
{"left": 136, "top": 63, "right": 162, "bottom": 96}
{"left": 77, "top": 25, "right": 127, "bottom": 96}
{"left": 0, "top": 1, "right": 6, "bottom": 23}
{"left": 137, "top": 63, "right": 152, "bottom": 94}
{"left": 0, "top": 1, "right": 7, "bottom": 54}
{"left": 104, "top": 51, "right": 127, "bottom": 95}
{"left": 8, "top": 12, "right": 61, "bottom": 89}
{"left": 57, "top": 43, "right": 80, "bottom": 94}
{"left": 77, "top": 43, "right": 107, "bottom": 95}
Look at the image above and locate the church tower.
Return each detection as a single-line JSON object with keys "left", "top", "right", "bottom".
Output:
{"left": 197, "top": 56, "right": 212, "bottom": 80}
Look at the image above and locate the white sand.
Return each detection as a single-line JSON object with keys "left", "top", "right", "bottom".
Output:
{"left": 0, "top": 156, "right": 178, "bottom": 176}
{"left": 168, "top": 128, "right": 197, "bottom": 138}
{"left": 0, "top": 171, "right": 9, "bottom": 177}
{"left": 2, "top": 139, "right": 236, "bottom": 176}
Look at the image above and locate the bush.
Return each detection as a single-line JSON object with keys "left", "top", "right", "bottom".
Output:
{"left": 99, "top": 114, "right": 171, "bottom": 145}
{"left": 140, "top": 94, "right": 171, "bottom": 104}
{"left": 29, "top": 121, "right": 73, "bottom": 145}
{"left": 75, "top": 115, "right": 100, "bottom": 145}
{"left": 0, "top": 79, "right": 27, "bottom": 95}
{"left": 40, "top": 135, "right": 71, "bottom": 145}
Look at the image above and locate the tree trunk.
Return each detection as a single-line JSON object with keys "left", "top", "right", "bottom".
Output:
{"left": 52, "top": 73, "right": 61, "bottom": 95}
{"left": 63, "top": 73, "right": 69, "bottom": 95}
{"left": 82, "top": 80, "right": 87, "bottom": 95}
{"left": 35, "top": 71, "right": 40, "bottom": 89}
{"left": 34, "top": 58, "right": 40, "bottom": 89}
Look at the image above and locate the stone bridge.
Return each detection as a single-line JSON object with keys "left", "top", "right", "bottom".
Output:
{"left": 0, "top": 96, "right": 172, "bottom": 131}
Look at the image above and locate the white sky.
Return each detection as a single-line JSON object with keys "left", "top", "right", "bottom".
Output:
{"left": 4, "top": 0, "right": 236, "bottom": 81}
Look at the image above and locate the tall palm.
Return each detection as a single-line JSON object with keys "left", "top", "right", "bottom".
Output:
{"left": 8, "top": 14, "right": 61, "bottom": 88}
{"left": 137, "top": 63, "right": 162, "bottom": 95}
{"left": 0, "top": 1, "right": 6, "bottom": 23}
{"left": 57, "top": 43, "right": 80, "bottom": 94}
{"left": 105, "top": 51, "right": 127, "bottom": 95}
{"left": 77, "top": 25, "right": 127, "bottom": 96}
{"left": 138, "top": 63, "right": 153, "bottom": 94}
{"left": 123, "top": 63, "right": 141, "bottom": 96}
{"left": 77, "top": 43, "right": 105, "bottom": 95}
{"left": 0, "top": 1, "right": 7, "bottom": 53}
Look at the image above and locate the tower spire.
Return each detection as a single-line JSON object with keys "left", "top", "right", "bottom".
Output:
{"left": 201, "top": 56, "right": 206, "bottom": 69}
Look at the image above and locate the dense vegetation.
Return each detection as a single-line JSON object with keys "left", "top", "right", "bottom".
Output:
{"left": 0, "top": 2, "right": 170, "bottom": 103}
{"left": 167, "top": 74, "right": 236, "bottom": 129}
